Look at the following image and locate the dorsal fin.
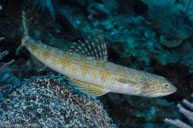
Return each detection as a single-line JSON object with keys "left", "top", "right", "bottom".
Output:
{"left": 67, "top": 77, "right": 109, "bottom": 96}
{"left": 68, "top": 33, "right": 108, "bottom": 61}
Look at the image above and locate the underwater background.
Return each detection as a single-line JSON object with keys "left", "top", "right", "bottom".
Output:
{"left": 0, "top": 0, "right": 193, "bottom": 127}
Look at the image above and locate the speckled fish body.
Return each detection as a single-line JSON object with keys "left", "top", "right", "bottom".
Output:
{"left": 18, "top": 12, "right": 177, "bottom": 97}
{"left": 21, "top": 36, "right": 132, "bottom": 94}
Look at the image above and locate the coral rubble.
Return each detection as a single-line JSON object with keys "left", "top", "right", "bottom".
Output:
{"left": 0, "top": 75, "right": 116, "bottom": 128}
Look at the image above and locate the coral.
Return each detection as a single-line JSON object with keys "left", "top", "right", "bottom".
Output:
{"left": 0, "top": 74, "right": 116, "bottom": 128}
{"left": 142, "top": 0, "right": 193, "bottom": 48}
{"left": 180, "top": 0, "right": 193, "bottom": 22}
{"left": 32, "top": 0, "right": 55, "bottom": 20}
{"left": 87, "top": 1, "right": 110, "bottom": 20}
{"left": 58, "top": 6, "right": 90, "bottom": 31}
{"left": 0, "top": 50, "right": 13, "bottom": 72}
{"left": 0, "top": 38, "right": 20, "bottom": 94}
{"left": 100, "top": 94, "right": 178, "bottom": 128}
{"left": 164, "top": 94, "right": 193, "bottom": 128}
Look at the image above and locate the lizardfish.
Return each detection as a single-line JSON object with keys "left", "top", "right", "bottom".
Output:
{"left": 17, "top": 12, "right": 177, "bottom": 97}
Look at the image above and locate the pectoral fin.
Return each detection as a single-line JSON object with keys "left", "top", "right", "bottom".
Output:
{"left": 16, "top": 45, "right": 24, "bottom": 56}
{"left": 31, "top": 55, "right": 47, "bottom": 72}
{"left": 68, "top": 77, "right": 109, "bottom": 96}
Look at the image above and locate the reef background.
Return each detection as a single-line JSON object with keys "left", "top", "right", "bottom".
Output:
{"left": 0, "top": 0, "right": 193, "bottom": 127}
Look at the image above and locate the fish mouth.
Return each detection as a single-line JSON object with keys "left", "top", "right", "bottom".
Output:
{"left": 171, "top": 86, "right": 177, "bottom": 93}
{"left": 158, "top": 89, "right": 177, "bottom": 97}
{"left": 142, "top": 87, "right": 177, "bottom": 97}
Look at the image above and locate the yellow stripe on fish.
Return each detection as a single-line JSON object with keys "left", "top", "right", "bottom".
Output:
{"left": 17, "top": 11, "right": 177, "bottom": 97}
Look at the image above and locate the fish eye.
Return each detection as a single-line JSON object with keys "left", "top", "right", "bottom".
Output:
{"left": 163, "top": 83, "right": 170, "bottom": 89}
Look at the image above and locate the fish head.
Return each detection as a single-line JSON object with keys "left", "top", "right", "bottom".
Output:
{"left": 137, "top": 73, "right": 177, "bottom": 97}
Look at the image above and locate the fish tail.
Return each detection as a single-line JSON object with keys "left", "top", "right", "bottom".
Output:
{"left": 16, "top": 11, "right": 29, "bottom": 56}
{"left": 22, "top": 11, "right": 29, "bottom": 36}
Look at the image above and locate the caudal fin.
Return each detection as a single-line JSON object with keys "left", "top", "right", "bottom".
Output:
{"left": 16, "top": 11, "right": 29, "bottom": 56}
{"left": 22, "top": 11, "right": 29, "bottom": 36}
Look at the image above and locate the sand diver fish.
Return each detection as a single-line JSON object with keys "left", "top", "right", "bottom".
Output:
{"left": 17, "top": 12, "right": 177, "bottom": 97}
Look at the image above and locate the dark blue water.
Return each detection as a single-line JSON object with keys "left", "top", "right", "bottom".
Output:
{"left": 0, "top": 0, "right": 192, "bottom": 127}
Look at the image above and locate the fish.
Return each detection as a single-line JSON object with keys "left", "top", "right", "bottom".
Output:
{"left": 17, "top": 11, "right": 177, "bottom": 97}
